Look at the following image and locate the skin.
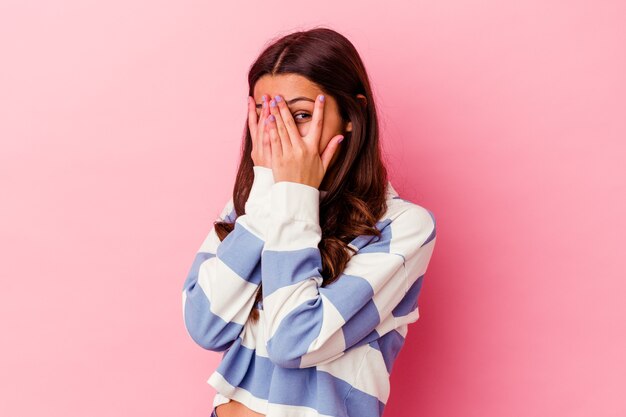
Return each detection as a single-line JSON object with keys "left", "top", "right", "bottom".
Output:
{"left": 247, "top": 73, "right": 364, "bottom": 191}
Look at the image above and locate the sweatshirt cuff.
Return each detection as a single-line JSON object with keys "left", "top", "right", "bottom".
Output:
{"left": 270, "top": 181, "right": 320, "bottom": 224}
{"left": 240, "top": 166, "right": 274, "bottom": 241}
{"left": 248, "top": 166, "right": 275, "bottom": 206}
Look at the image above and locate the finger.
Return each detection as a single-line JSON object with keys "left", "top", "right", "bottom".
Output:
{"left": 265, "top": 114, "right": 283, "bottom": 159}
{"left": 257, "top": 94, "right": 269, "bottom": 132}
{"left": 256, "top": 95, "right": 269, "bottom": 155}
{"left": 320, "top": 134, "right": 344, "bottom": 172}
{"left": 247, "top": 96, "right": 258, "bottom": 141}
{"left": 269, "top": 97, "right": 293, "bottom": 150}
{"left": 306, "top": 94, "right": 325, "bottom": 146}
{"left": 260, "top": 95, "right": 273, "bottom": 162}
{"left": 262, "top": 119, "right": 272, "bottom": 164}
{"left": 274, "top": 94, "right": 301, "bottom": 145}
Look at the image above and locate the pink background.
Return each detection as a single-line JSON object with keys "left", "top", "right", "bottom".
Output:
{"left": 1, "top": 1, "right": 624, "bottom": 416}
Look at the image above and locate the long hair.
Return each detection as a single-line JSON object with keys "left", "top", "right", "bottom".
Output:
{"left": 214, "top": 26, "right": 389, "bottom": 323}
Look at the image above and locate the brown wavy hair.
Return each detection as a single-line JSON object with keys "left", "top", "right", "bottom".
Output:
{"left": 214, "top": 26, "right": 390, "bottom": 323}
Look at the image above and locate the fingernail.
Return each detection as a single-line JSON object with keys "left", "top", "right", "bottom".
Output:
{"left": 337, "top": 135, "right": 344, "bottom": 143}
{"left": 262, "top": 95, "right": 267, "bottom": 102}
{"left": 319, "top": 95, "right": 325, "bottom": 102}
{"left": 268, "top": 114, "right": 275, "bottom": 122}
{"left": 263, "top": 102, "right": 267, "bottom": 108}
{"left": 270, "top": 99, "right": 276, "bottom": 107}
{"left": 275, "top": 95, "right": 282, "bottom": 102}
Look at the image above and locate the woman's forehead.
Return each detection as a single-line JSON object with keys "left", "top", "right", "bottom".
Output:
{"left": 254, "top": 74, "right": 320, "bottom": 98}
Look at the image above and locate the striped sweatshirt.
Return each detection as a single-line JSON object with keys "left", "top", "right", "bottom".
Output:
{"left": 182, "top": 166, "right": 437, "bottom": 417}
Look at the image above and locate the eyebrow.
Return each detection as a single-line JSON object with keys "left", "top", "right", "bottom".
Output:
{"left": 255, "top": 96, "right": 315, "bottom": 109}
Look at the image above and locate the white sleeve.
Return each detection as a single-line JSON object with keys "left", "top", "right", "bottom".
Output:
{"left": 260, "top": 181, "right": 437, "bottom": 368}
{"left": 181, "top": 166, "right": 275, "bottom": 351}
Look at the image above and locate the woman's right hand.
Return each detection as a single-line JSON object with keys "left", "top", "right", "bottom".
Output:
{"left": 248, "top": 94, "right": 272, "bottom": 169}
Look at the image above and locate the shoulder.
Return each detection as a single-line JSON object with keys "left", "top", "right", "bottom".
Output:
{"left": 216, "top": 196, "right": 237, "bottom": 223}
{"left": 376, "top": 182, "right": 437, "bottom": 257}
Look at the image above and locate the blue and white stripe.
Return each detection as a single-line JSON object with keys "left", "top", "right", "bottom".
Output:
{"left": 182, "top": 166, "right": 437, "bottom": 417}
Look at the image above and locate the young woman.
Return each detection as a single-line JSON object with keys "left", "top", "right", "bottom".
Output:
{"left": 182, "top": 27, "right": 437, "bottom": 417}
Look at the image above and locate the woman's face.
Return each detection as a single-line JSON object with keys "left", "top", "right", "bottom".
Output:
{"left": 253, "top": 73, "right": 352, "bottom": 169}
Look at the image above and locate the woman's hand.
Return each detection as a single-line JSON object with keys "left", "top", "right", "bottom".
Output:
{"left": 247, "top": 94, "right": 272, "bottom": 169}
{"left": 263, "top": 94, "right": 344, "bottom": 190}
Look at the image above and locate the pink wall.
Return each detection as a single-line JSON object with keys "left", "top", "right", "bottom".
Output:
{"left": 1, "top": 1, "right": 624, "bottom": 416}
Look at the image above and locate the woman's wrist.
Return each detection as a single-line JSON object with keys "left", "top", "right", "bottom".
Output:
{"left": 247, "top": 166, "right": 275, "bottom": 209}
{"left": 269, "top": 180, "right": 320, "bottom": 224}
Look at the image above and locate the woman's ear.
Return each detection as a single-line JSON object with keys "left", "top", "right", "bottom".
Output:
{"left": 345, "top": 94, "right": 368, "bottom": 132}
{"left": 356, "top": 93, "right": 367, "bottom": 107}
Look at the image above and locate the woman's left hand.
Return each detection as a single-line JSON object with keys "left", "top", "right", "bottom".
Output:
{"left": 263, "top": 94, "right": 344, "bottom": 190}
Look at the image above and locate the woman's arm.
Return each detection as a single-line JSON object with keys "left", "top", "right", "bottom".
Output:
{"left": 182, "top": 166, "right": 274, "bottom": 351}
{"left": 261, "top": 181, "right": 437, "bottom": 368}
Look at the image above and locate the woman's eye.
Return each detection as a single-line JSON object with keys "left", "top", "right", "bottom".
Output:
{"left": 293, "top": 112, "right": 311, "bottom": 122}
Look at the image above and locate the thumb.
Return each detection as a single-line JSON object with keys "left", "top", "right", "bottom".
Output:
{"left": 320, "top": 134, "right": 344, "bottom": 172}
